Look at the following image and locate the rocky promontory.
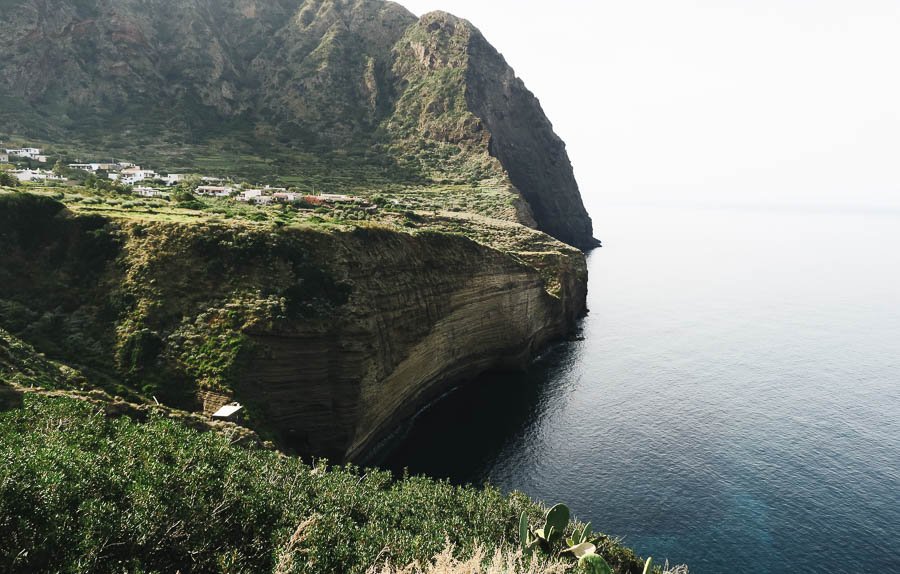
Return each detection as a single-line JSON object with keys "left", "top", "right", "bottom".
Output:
{"left": 0, "top": 0, "right": 599, "bottom": 460}
{"left": 0, "top": 193, "right": 586, "bottom": 460}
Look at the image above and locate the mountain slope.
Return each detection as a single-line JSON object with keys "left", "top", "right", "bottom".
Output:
{"left": 0, "top": 0, "right": 598, "bottom": 248}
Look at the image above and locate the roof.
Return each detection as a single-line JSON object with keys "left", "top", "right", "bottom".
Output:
{"left": 212, "top": 403, "right": 243, "bottom": 418}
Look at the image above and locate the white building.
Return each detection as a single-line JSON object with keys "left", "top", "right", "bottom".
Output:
{"left": 12, "top": 169, "right": 65, "bottom": 183}
{"left": 196, "top": 185, "right": 234, "bottom": 197}
{"left": 134, "top": 186, "right": 170, "bottom": 198}
{"left": 0, "top": 153, "right": 7, "bottom": 163}
{"left": 69, "top": 162, "right": 120, "bottom": 173}
{"left": 160, "top": 174, "right": 187, "bottom": 186}
{"left": 112, "top": 166, "right": 158, "bottom": 185}
{"left": 238, "top": 189, "right": 263, "bottom": 202}
{"left": 273, "top": 192, "right": 300, "bottom": 203}
{"left": 6, "top": 148, "right": 44, "bottom": 160}
{"left": 212, "top": 402, "right": 244, "bottom": 421}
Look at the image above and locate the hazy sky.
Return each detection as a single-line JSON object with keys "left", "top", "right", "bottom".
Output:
{"left": 399, "top": 0, "right": 900, "bottom": 214}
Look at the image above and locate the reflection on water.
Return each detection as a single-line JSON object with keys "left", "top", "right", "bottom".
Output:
{"left": 380, "top": 202, "right": 900, "bottom": 574}
{"left": 381, "top": 340, "right": 581, "bottom": 484}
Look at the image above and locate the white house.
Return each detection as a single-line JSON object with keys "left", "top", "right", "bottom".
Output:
{"left": 0, "top": 153, "right": 7, "bottom": 163}
{"left": 69, "top": 162, "right": 120, "bottom": 173}
{"left": 273, "top": 192, "right": 299, "bottom": 203}
{"left": 196, "top": 185, "right": 234, "bottom": 197}
{"left": 160, "top": 174, "right": 186, "bottom": 186}
{"left": 12, "top": 169, "right": 65, "bottom": 183}
{"left": 212, "top": 402, "right": 244, "bottom": 421}
{"left": 238, "top": 189, "right": 263, "bottom": 202}
{"left": 6, "top": 148, "right": 44, "bottom": 160}
{"left": 113, "top": 166, "right": 158, "bottom": 185}
{"left": 134, "top": 186, "right": 170, "bottom": 198}
{"left": 11, "top": 170, "right": 40, "bottom": 182}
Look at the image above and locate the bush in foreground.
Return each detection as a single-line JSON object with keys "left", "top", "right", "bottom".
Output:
{"left": 0, "top": 395, "right": 649, "bottom": 574}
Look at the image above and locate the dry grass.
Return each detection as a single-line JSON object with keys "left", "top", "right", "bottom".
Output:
{"left": 366, "top": 544, "right": 571, "bottom": 574}
{"left": 366, "top": 545, "right": 691, "bottom": 574}
{"left": 274, "top": 516, "right": 319, "bottom": 574}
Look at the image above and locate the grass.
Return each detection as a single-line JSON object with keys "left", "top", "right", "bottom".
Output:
{"left": 0, "top": 328, "right": 87, "bottom": 392}
{"left": 11, "top": 174, "right": 562, "bottom": 254}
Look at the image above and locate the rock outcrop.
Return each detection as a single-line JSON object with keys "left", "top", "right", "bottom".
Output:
{"left": 390, "top": 11, "right": 599, "bottom": 249}
{"left": 237, "top": 228, "right": 586, "bottom": 460}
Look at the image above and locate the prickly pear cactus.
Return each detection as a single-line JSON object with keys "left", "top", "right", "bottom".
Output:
{"left": 543, "top": 503, "right": 570, "bottom": 545}
{"left": 519, "top": 512, "right": 531, "bottom": 555}
{"left": 563, "top": 542, "right": 597, "bottom": 558}
{"left": 567, "top": 521, "right": 592, "bottom": 547}
{"left": 579, "top": 553, "right": 613, "bottom": 574}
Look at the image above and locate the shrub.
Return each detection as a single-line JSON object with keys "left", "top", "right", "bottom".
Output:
{"left": 0, "top": 171, "right": 19, "bottom": 187}
{"left": 0, "top": 395, "right": 552, "bottom": 574}
{"left": 0, "top": 193, "right": 66, "bottom": 248}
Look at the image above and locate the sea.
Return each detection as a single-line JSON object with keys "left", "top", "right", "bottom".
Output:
{"left": 382, "top": 200, "right": 900, "bottom": 574}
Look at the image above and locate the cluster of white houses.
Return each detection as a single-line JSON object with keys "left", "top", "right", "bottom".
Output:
{"left": 192, "top": 185, "right": 359, "bottom": 206}
{"left": 67, "top": 161, "right": 185, "bottom": 186}
{"left": 3, "top": 145, "right": 368, "bottom": 209}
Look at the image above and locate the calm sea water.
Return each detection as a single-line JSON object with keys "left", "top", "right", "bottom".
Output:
{"left": 382, "top": 201, "right": 900, "bottom": 573}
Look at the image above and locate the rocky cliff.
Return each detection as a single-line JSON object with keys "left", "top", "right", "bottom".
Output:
{"left": 0, "top": 194, "right": 586, "bottom": 460}
{"left": 0, "top": 0, "right": 598, "bottom": 248}
{"left": 389, "top": 11, "right": 598, "bottom": 248}
{"left": 239, "top": 228, "right": 587, "bottom": 460}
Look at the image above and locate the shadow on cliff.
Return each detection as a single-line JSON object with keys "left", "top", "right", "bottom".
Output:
{"left": 373, "top": 334, "right": 583, "bottom": 484}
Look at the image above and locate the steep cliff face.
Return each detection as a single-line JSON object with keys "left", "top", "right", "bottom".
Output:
{"left": 390, "top": 12, "right": 599, "bottom": 249}
{"left": 236, "top": 229, "right": 586, "bottom": 459}
{"left": 0, "top": 195, "right": 586, "bottom": 460}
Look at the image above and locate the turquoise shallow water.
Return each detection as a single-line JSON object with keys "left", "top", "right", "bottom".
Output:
{"left": 382, "top": 201, "right": 900, "bottom": 573}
